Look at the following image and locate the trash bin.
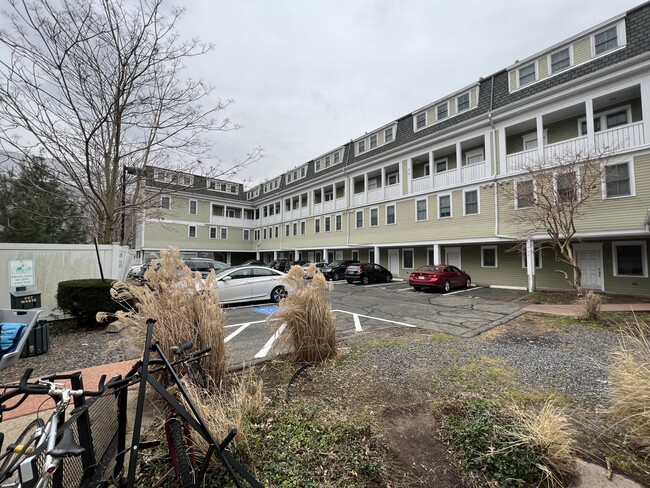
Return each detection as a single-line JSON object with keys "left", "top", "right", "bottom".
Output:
{"left": 20, "top": 320, "right": 49, "bottom": 358}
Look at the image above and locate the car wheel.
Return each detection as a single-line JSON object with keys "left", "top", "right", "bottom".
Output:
{"left": 443, "top": 280, "right": 451, "bottom": 293}
{"left": 466, "top": 277, "right": 471, "bottom": 288}
{"left": 347, "top": 280, "right": 353, "bottom": 284}
{"left": 385, "top": 273, "right": 392, "bottom": 283}
{"left": 270, "top": 286, "right": 287, "bottom": 303}
{"left": 362, "top": 276, "right": 370, "bottom": 285}
{"left": 413, "top": 286, "right": 421, "bottom": 292}
{"left": 332, "top": 272, "right": 340, "bottom": 281}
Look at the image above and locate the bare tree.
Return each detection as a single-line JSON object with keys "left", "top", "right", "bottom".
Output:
{"left": 0, "top": 0, "right": 260, "bottom": 244}
{"left": 500, "top": 149, "right": 610, "bottom": 291}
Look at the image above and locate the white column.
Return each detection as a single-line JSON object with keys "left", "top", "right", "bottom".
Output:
{"left": 641, "top": 79, "right": 650, "bottom": 146}
{"left": 456, "top": 142, "right": 463, "bottom": 172}
{"left": 429, "top": 151, "right": 435, "bottom": 187}
{"left": 498, "top": 127, "right": 507, "bottom": 174}
{"left": 526, "top": 239, "right": 536, "bottom": 292}
{"left": 273, "top": 250, "right": 278, "bottom": 260}
{"left": 536, "top": 115, "right": 544, "bottom": 161}
{"left": 484, "top": 132, "right": 492, "bottom": 174}
{"left": 256, "top": 251, "right": 260, "bottom": 260}
{"left": 374, "top": 245, "right": 380, "bottom": 264}
{"left": 295, "top": 249, "right": 299, "bottom": 260}
{"left": 433, "top": 244, "right": 441, "bottom": 265}
{"left": 381, "top": 166, "right": 386, "bottom": 199}
{"left": 323, "top": 248, "right": 329, "bottom": 263}
{"left": 585, "top": 98, "right": 596, "bottom": 151}
{"left": 226, "top": 252, "right": 231, "bottom": 265}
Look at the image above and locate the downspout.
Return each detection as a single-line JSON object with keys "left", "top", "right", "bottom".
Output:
{"left": 344, "top": 140, "right": 353, "bottom": 247}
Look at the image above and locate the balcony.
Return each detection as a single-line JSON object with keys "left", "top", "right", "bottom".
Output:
{"left": 412, "top": 176, "right": 431, "bottom": 193}
{"left": 260, "top": 214, "right": 282, "bottom": 226}
{"left": 210, "top": 216, "right": 256, "bottom": 227}
{"left": 596, "top": 121, "right": 645, "bottom": 152}
{"left": 352, "top": 193, "right": 366, "bottom": 206}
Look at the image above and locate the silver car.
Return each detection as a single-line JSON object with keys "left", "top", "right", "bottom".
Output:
{"left": 209, "top": 266, "right": 287, "bottom": 304}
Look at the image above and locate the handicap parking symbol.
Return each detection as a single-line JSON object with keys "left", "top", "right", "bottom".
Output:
{"left": 251, "top": 305, "right": 279, "bottom": 315}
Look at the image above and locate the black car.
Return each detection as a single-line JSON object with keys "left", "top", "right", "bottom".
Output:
{"left": 344, "top": 263, "right": 393, "bottom": 285}
{"left": 183, "top": 258, "right": 230, "bottom": 278}
{"left": 239, "top": 259, "right": 266, "bottom": 266}
{"left": 267, "top": 259, "right": 294, "bottom": 272}
{"left": 321, "top": 260, "right": 360, "bottom": 281}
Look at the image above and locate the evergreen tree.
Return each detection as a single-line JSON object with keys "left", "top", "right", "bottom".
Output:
{"left": 0, "top": 159, "right": 88, "bottom": 243}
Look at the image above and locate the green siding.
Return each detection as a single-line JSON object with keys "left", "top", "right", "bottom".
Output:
{"left": 506, "top": 130, "right": 527, "bottom": 154}
{"left": 603, "top": 239, "right": 650, "bottom": 295}
{"left": 538, "top": 57, "right": 549, "bottom": 79}
{"left": 573, "top": 38, "right": 591, "bottom": 64}
{"left": 508, "top": 71, "right": 517, "bottom": 91}
{"left": 546, "top": 116, "right": 580, "bottom": 144}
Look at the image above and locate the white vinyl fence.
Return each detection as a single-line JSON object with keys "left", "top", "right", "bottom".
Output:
{"left": 0, "top": 243, "right": 136, "bottom": 319}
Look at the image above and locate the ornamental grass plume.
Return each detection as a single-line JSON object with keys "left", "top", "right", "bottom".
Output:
{"left": 97, "top": 246, "right": 226, "bottom": 385}
{"left": 272, "top": 264, "right": 336, "bottom": 363}
{"left": 575, "top": 289, "right": 602, "bottom": 321}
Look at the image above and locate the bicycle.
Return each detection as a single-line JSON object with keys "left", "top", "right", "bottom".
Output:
{"left": 0, "top": 368, "right": 107, "bottom": 488}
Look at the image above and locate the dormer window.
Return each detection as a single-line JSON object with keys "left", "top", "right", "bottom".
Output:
{"left": 437, "top": 103, "right": 448, "bottom": 121}
{"left": 334, "top": 152, "right": 340, "bottom": 164}
{"left": 594, "top": 25, "right": 618, "bottom": 55}
{"left": 301, "top": 166, "right": 306, "bottom": 176}
{"left": 518, "top": 63, "right": 536, "bottom": 87}
{"left": 384, "top": 127, "right": 393, "bottom": 142}
{"left": 370, "top": 134, "right": 378, "bottom": 149}
{"left": 315, "top": 160, "right": 321, "bottom": 171}
{"left": 416, "top": 113, "right": 426, "bottom": 129}
{"left": 457, "top": 92, "right": 470, "bottom": 111}
{"left": 550, "top": 47, "right": 571, "bottom": 73}
{"left": 325, "top": 156, "right": 331, "bottom": 167}
{"left": 358, "top": 140, "right": 366, "bottom": 153}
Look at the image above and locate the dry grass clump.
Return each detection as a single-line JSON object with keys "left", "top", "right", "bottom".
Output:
{"left": 272, "top": 264, "right": 336, "bottom": 363}
{"left": 608, "top": 317, "right": 650, "bottom": 454}
{"left": 575, "top": 290, "right": 602, "bottom": 321}
{"left": 98, "top": 246, "right": 226, "bottom": 384}
{"left": 509, "top": 398, "right": 577, "bottom": 487}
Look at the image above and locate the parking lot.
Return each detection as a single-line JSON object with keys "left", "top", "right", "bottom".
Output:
{"left": 222, "top": 280, "right": 528, "bottom": 367}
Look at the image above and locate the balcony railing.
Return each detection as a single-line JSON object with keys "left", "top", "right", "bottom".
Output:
{"left": 367, "top": 188, "right": 383, "bottom": 203}
{"left": 210, "top": 216, "right": 256, "bottom": 227}
{"left": 460, "top": 161, "right": 489, "bottom": 182}
{"left": 312, "top": 202, "right": 323, "bottom": 214}
{"left": 385, "top": 184, "right": 401, "bottom": 199}
{"left": 260, "top": 214, "right": 282, "bottom": 226}
{"left": 412, "top": 176, "right": 431, "bottom": 193}
{"left": 352, "top": 193, "right": 366, "bottom": 206}
{"left": 543, "top": 136, "right": 589, "bottom": 162}
{"left": 595, "top": 121, "right": 645, "bottom": 152}
{"left": 335, "top": 197, "right": 346, "bottom": 210}
{"left": 323, "top": 200, "right": 335, "bottom": 212}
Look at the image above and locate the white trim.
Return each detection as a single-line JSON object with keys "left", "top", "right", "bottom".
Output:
{"left": 188, "top": 199, "right": 197, "bottom": 215}
{"left": 603, "top": 160, "right": 635, "bottom": 199}
{"left": 301, "top": 220, "right": 306, "bottom": 235}
{"left": 402, "top": 248, "right": 414, "bottom": 269}
{"left": 385, "top": 204, "right": 396, "bottom": 225}
{"left": 547, "top": 45, "right": 574, "bottom": 75}
{"left": 517, "top": 61, "right": 538, "bottom": 89}
{"left": 414, "top": 112, "right": 427, "bottom": 132}
{"left": 220, "top": 227, "right": 228, "bottom": 240}
{"left": 415, "top": 198, "right": 428, "bottom": 222}
{"left": 369, "top": 206, "right": 379, "bottom": 227}
{"left": 438, "top": 193, "right": 452, "bottom": 219}
{"left": 161, "top": 195, "right": 171, "bottom": 210}
{"left": 436, "top": 101, "right": 449, "bottom": 121}
{"left": 578, "top": 104, "right": 632, "bottom": 136}
{"left": 573, "top": 242, "right": 604, "bottom": 291}
{"left": 481, "top": 245, "right": 498, "bottom": 268}
{"left": 285, "top": 223, "right": 290, "bottom": 237}
{"left": 314, "top": 217, "right": 321, "bottom": 234}
{"left": 456, "top": 91, "right": 470, "bottom": 113}
{"left": 465, "top": 148, "right": 484, "bottom": 165}
{"left": 434, "top": 158, "right": 448, "bottom": 173}
{"left": 515, "top": 179, "right": 535, "bottom": 210}
{"left": 188, "top": 225, "right": 197, "bottom": 239}
{"left": 591, "top": 20, "right": 626, "bottom": 58}
{"left": 243, "top": 229, "right": 250, "bottom": 241}
{"left": 463, "top": 188, "right": 480, "bottom": 216}
{"left": 209, "top": 226, "right": 218, "bottom": 239}
{"left": 612, "top": 240, "right": 648, "bottom": 278}
{"left": 324, "top": 215, "right": 332, "bottom": 232}
{"left": 351, "top": 250, "right": 360, "bottom": 261}
{"left": 355, "top": 210, "right": 364, "bottom": 229}
{"left": 521, "top": 243, "right": 543, "bottom": 269}
{"left": 335, "top": 213, "right": 343, "bottom": 232}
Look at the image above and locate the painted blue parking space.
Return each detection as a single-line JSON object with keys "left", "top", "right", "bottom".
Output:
{"left": 251, "top": 305, "right": 279, "bottom": 315}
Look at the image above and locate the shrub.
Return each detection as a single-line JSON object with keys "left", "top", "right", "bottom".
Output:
{"left": 99, "top": 246, "right": 227, "bottom": 385}
{"left": 608, "top": 317, "right": 650, "bottom": 455}
{"left": 575, "top": 290, "right": 602, "bottom": 321}
{"left": 441, "top": 397, "right": 576, "bottom": 487}
{"left": 272, "top": 265, "right": 336, "bottom": 363}
{"left": 57, "top": 279, "right": 122, "bottom": 326}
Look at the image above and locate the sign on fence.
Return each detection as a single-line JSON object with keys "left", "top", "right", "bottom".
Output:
{"left": 8, "top": 259, "right": 35, "bottom": 287}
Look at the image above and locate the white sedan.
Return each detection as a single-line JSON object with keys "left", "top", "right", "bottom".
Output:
{"left": 209, "top": 266, "right": 287, "bottom": 304}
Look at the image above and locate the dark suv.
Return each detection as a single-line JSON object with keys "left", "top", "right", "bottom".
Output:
{"left": 184, "top": 258, "right": 230, "bottom": 278}
{"left": 321, "top": 260, "right": 360, "bottom": 281}
{"left": 267, "top": 259, "right": 294, "bottom": 272}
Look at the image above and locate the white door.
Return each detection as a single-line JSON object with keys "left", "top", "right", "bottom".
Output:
{"left": 445, "top": 247, "right": 461, "bottom": 269}
{"left": 388, "top": 249, "right": 400, "bottom": 277}
{"left": 575, "top": 245, "right": 603, "bottom": 290}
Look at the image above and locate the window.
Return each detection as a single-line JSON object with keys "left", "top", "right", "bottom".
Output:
{"left": 275, "top": 226, "right": 279, "bottom": 238}
{"left": 188, "top": 225, "right": 196, "bottom": 238}
{"left": 481, "top": 246, "right": 497, "bottom": 267}
{"left": 387, "top": 172, "right": 399, "bottom": 185}
{"left": 226, "top": 208, "right": 236, "bottom": 218}
{"left": 325, "top": 156, "right": 331, "bottom": 167}
{"left": 301, "top": 166, "right": 306, "bottom": 176}
{"left": 335, "top": 214, "right": 342, "bottom": 231}
{"left": 324, "top": 216, "right": 331, "bottom": 232}
{"left": 435, "top": 159, "right": 448, "bottom": 173}
{"left": 613, "top": 241, "right": 647, "bottom": 277}
{"left": 220, "top": 228, "right": 228, "bottom": 239}
{"left": 464, "top": 190, "right": 479, "bottom": 215}
{"left": 579, "top": 106, "right": 630, "bottom": 135}
{"left": 161, "top": 196, "right": 171, "bottom": 209}
{"left": 370, "top": 134, "right": 378, "bottom": 149}
{"left": 254, "top": 229, "right": 260, "bottom": 240}
{"left": 437, "top": 102, "right": 448, "bottom": 121}
{"left": 300, "top": 221, "right": 306, "bottom": 235}
{"left": 369, "top": 250, "right": 375, "bottom": 262}
{"left": 324, "top": 190, "right": 333, "bottom": 201}
{"left": 334, "top": 152, "right": 340, "bottom": 164}
{"left": 355, "top": 210, "right": 364, "bottom": 229}
{"left": 606, "top": 110, "right": 628, "bottom": 128}
{"left": 358, "top": 140, "right": 366, "bottom": 153}
{"left": 315, "top": 160, "right": 321, "bottom": 171}
{"left": 243, "top": 229, "right": 250, "bottom": 241}
{"left": 370, "top": 208, "right": 378, "bottom": 226}
{"left": 416, "top": 113, "right": 426, "bottom": 129}
{"left": 605, "top": 163, "right": 631, "bottom": 198}
{"left": 416, "top": 199, "right": 427, "bottom": 221}
{"left": 209, "top": 227, "right": 217, "bottom": 239}
{"left": 314, "top": 218, "right": 320, "bottom": 233}
{"left": 189, "top": 200, "right": 197, "bottom": 215}
{"left": 293, "top": 223, "right": 298, "bottom": 236}
{"left": 386, "top": 205, "right": 396, "bottom": 225}
{"left": 438, "top": 195, "right": 451, "bottom": 218}
{"left": 403, "top": 249, "right": 414, "bottom": 269}
{"left": 518, "top": 63, "right": 536, "bottom": 86}
{"left": 384, "top": 127, "right": 393, "bottom": 142}
{"left": 556, "top": 172, "right": 577, "bottom": 203}
{"left": 516, "top": 180, "right": 534, "bottom": 209}
{"left": 594, "top": 26, "right": 618, "bottom": 55}
{"left": 456, "top": 92, "right": 470, "bottom": 112}
{"left": 522, "top": 244, "right": 543, "bottom": 269}
{"left": 285, "top": 224, "right": 290, "bottom": 237}
{"left": 352, "top": 250, "right": 359, "bottom": 261}
{"left": 465, "top": 148, "right": 484, "bottom": 165}
{"left": 263, "top": 228, "right": 267, "bottom": 240}
{"left": 550, "top": 48, "right": 570, "bottom": 73}
{"left": 522, "top": 132, "right": 538, "bottom": 150}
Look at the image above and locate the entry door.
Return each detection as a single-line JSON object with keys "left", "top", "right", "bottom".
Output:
{"left": 575, "top": 245, "right": 603, "bottom": 290}
{"left": 445, "top": 247, "right": 461, "bottom": 269}
{"left": 388, "top": 249, "right": 400, "bottom": 277}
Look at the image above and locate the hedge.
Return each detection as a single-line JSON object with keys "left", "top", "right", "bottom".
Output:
{"left": 56, "top": 279, "right": 124, "bottom": 326}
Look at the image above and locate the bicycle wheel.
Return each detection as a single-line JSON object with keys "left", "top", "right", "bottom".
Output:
{"left": 0, "top": 417, "right": 44, "bottom": 479}
{"left": 166, "top": 418, "right": 195, "bottom": 488}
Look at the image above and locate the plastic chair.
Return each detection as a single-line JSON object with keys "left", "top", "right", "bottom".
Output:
{"left": 0, "top": 309, "right": 42, "bottom": 371}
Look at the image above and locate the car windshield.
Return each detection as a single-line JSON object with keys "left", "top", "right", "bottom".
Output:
{"left": 328, "top": 261, "right": 343, "bottom": 267}
{"left": 347, "top": 265, "right": 360, "bottom": 271}
{"left": 214, "top": 268, "right": 235, "bottom": 279}
{"left": 417, "top": 265, "right": 441, "bottom": 272}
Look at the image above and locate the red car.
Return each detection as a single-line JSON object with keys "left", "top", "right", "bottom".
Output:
{"left": 408, "top": 264, "right": 471, "bottom": 292}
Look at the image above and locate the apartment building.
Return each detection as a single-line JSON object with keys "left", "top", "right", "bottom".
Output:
{"left": 137, "top": 2, "right": 650, "bottom": 296}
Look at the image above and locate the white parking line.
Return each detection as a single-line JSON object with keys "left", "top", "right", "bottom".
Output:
{"left": 353, "top": 314, "right": 362, "bottom": 332}
{"left": 225, "top": 320, "right": 267, "bottom": 329}
{"left": 224, "top": 322, "right": 253, "bottom": 342}
{"left": 446, "top": 286, "right": 482, "bottom": 296}
{"left": 254, "top": 322, "right": 287, "bottom": 358}
{"left": 332, "top": 310, "right": 417, "bottom": 328}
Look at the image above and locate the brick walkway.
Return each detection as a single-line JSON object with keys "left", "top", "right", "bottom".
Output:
{"left": 523, "top": 303, "right": 650, "bottom": 317}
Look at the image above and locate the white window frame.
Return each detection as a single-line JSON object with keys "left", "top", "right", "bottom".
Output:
{"left": 243, "top": 229, "right": 250, "bottom": 241}
{"left": 352, "top": 250, "right": 360, "bottom": 261}
{"left": 370, "top": 207, "right": 379, "bottom": 227}
{"left": 325, "top": 156, "right": 331, "bottom": 167}
{"left": 209, "top": 226, "right": 217, "bottom": 239}
{"left": 465, "top": 148, "right": 484, "bottom": 166}
{"left": 254, "top": 229, "right": 260, "bottom": 241}
{"left": 436, "top": 102, "right": 448, "bottom": 121}
{"left": 384, "top": 127, "right": 393, "bottom": 143}
{"left": 517, "top": 62, "right": 537, "bottom": 88}
{"left": 275, "top": 226, "right": 279, "bottom": 239}
{"left": 554, "top": 169, "right": 579, "bottom": 203}
{"left": 481, "top": 245, "right": 498, "bottom": 268}
{"left": 188, "top": 199, "right": 197, "bottom": 215}
{"left": 548, "top": 46, "right": 573, "bottom": 74}
{"left": 415, "top": 112, "right": 427, "bottom": 130}
{"left": 402, "top": 248, "right": 414, "bottom": 269}
{"left": 335, "top": 251, "right": 343, "bottom": 261}
{"left": 438, "top": 193, "right": 452, "bottom": 219}
{"left": 592, "top": 22, "right": 625, "bottom": 57}
{"left": 161, "top": 195, "right": 171, "bottom": 210}
{"left": 603, "top": 160, "right": 635, "bottom": 199}
{"left": 301, "top": 220, "right": 306, "bottom": 235}
{"left": 463, "top": 188, "right": 480, "bottom": 216}
{"left": 285, "top": 224, "right": 290, "bottom": 237}
{"left": 515, "top": 179, "right": 535, "bottom": 209}
{"left": 385, "top": 204, "right": 396, "bottom": 225}
{"left": 521, "top": 243, "right": 543, "bottom": 269}
{"left": 293, "top": 222, "right": 298, "bottom": 236}
{"left": 358, "top": 140, "right": 366, "bottom": 153}
{"left": 370, "top": 134, "right": 378, "bottom": 149}
{"left": 324, "top": 216, "right": 331, "bottom": 232}
{"left": 387, "top": 172, "right": 399, "bottom": 185}
{"left": 415, "top": 198, "right": 428, "bottom": 222}
{"left": 335, "top": 214, "right": 342, "bottom": 231}
{"left": 612, "top": 241, "right": 648, "bottom": 278}
{"left": 188, "top": 225, "right": 197, "bottom": 239}
{"left": 220, "top": 227, "right": 228, "bottom": 239}
{"left": 314, "top": 217, "right": 321, "bottom": 234}
{"left": 578, "top": 105, "right": 632, "bottom": 136}
{"left": 334, "top": 152, "right": 340, "bottom": 164}
{"left": 435, "top": 158, "right": 448, "bottom": 173}
{"left": 315, "top": 160, "right": 321, "bottom": 171}
{"left": 355, "top": 210, "right": 364, "bottom": 229}
{"left": 456, "top": 92, "right": 470, "bottom": 112}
